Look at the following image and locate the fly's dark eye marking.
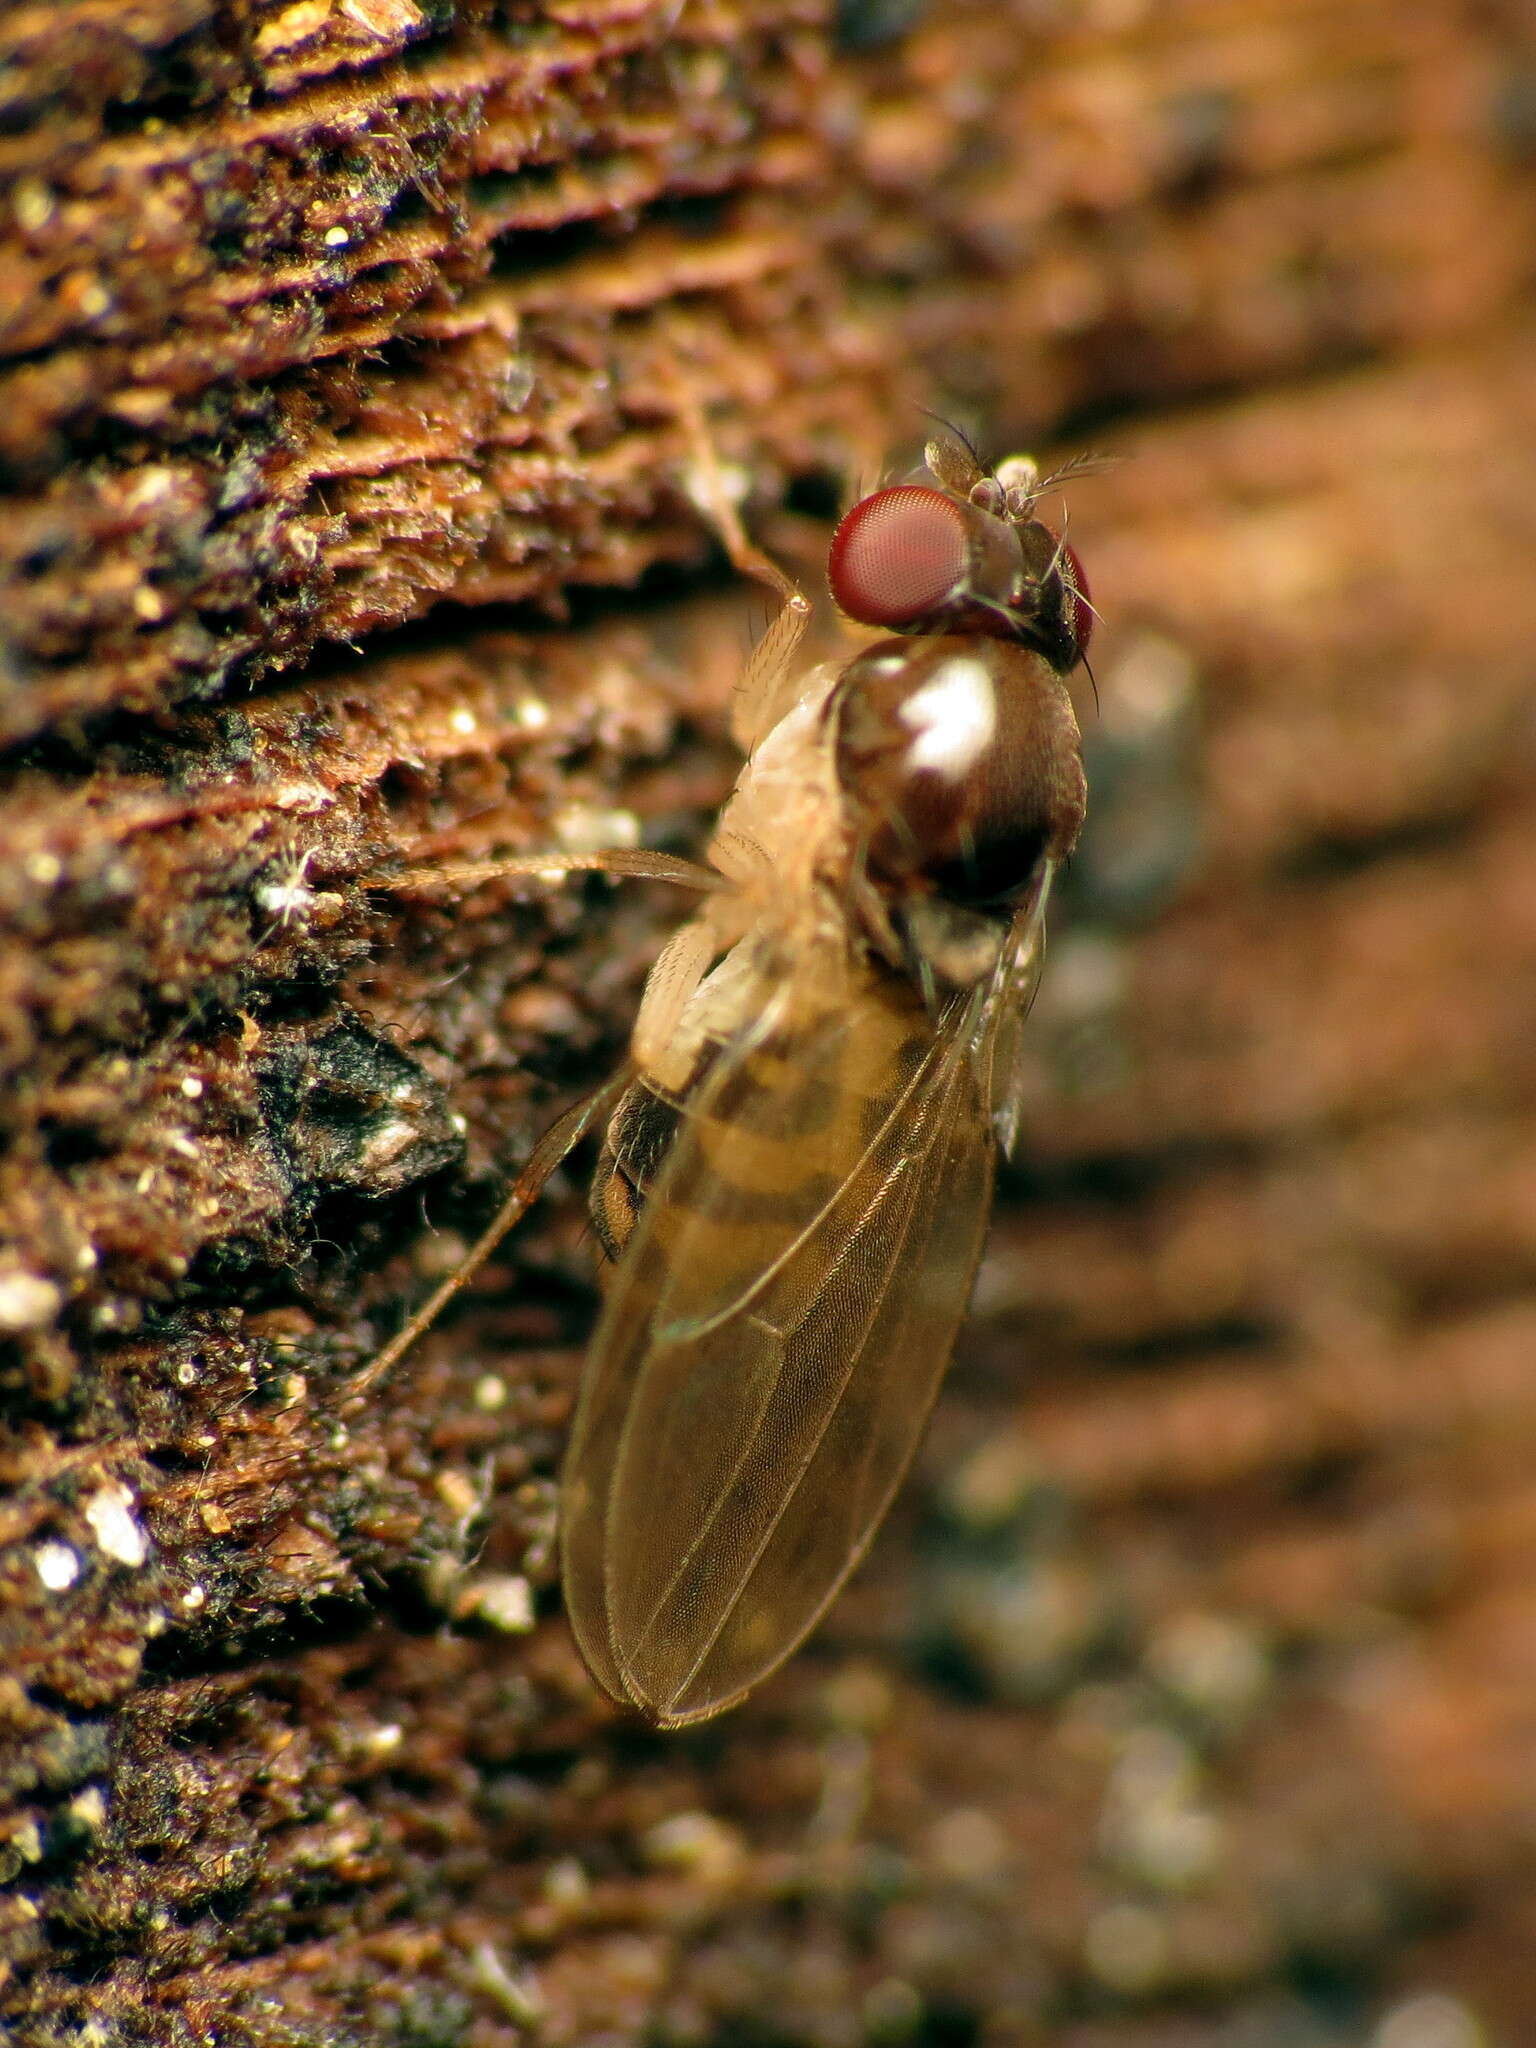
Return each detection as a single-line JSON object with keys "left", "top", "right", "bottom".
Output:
{"left": 1010, "top": 521, "right": 1094, "bottom": 672}
{"left": 828, "top": 485, "right": 968, "bottom": 629}
{"left": 1059, "top": 537, "right": 1093, "bottom": 658}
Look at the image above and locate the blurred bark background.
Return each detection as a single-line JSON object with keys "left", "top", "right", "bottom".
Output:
{"left": 3, "top": 1, "right": 1536, "bottom": 2043}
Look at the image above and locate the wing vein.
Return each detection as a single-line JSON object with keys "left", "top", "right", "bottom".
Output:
{"left": 661, "top": 1041, "right": 976, "bottom": 1705}
{"left": 655, "top": 999, "right": 964, "bottom": 1347}
{"left": 623, "top": 1024, "right": 952, "bottom": 1671}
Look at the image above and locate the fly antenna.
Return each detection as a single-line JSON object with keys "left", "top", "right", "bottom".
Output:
{"left": 916, "top": 408, "right": 984, "bottom": 469}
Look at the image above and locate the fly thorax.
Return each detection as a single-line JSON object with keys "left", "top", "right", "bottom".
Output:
{"left": 831, "top": 635, "right": 1086, "bottom": 914}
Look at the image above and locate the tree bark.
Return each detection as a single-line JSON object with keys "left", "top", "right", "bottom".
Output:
{"left": 3, "top": 1, "right": 1536, "bottom": 2043}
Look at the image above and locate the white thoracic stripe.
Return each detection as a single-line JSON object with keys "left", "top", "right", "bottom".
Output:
{"left": 899, "top": 657, "right": 997, "bottom": 779}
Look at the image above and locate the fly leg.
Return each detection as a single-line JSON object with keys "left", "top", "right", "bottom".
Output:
{"left": 344, "top": 1074, "right": 628, "bottom": 1406}
{"left": 347, "top": 853, "right": 724, "bottom": 1399}
{"left": 665, "top": 362, "right": 814, "bottom": 753}
{"left": 382, "top": 849, "right": 721, "bottom": 895}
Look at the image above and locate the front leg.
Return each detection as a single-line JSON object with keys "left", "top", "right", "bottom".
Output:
{"left": 668, "top": 366, "right": 814, "bottom": 753}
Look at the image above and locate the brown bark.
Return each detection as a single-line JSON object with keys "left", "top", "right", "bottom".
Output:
{"left": 2, "top": 1, "right": 1535, "bottom": 2043}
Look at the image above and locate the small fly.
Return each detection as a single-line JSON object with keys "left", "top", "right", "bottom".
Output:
{"left": 358, "top": 429, "right": 1096, "bottom": 1726}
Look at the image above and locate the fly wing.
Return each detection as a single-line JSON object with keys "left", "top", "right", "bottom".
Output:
{"left": 977, "top": 871, "right": 1054, "bottom": 1160}
{"left": 560, "top": 953, "right": 997, "bottom": 1726}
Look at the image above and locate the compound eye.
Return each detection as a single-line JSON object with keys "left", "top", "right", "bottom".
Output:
{"left": 828, "top": 485, "right": 968, "bottom": 629}
{"left": 1059, "top": 539, "right": 1093, "bottom": 659}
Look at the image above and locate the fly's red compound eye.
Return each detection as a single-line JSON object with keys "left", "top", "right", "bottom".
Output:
{"left": 828, "top": 485, "right": 968, "bottom": 630}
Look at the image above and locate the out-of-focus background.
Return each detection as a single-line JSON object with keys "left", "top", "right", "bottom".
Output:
{"left": 2, "top": 2, "right": 1535, "bottom": 2043}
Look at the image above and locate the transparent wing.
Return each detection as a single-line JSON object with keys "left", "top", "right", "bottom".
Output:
{"left": 560, "top": 951, "right": 1000, "bottom": 1726}
{"left": 977, "top": 871, "right": 1055, "bottom": 1159}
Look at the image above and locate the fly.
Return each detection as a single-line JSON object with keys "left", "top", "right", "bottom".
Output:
{"left": 356, "top": 428, "right": 1095, "bottom": 1726}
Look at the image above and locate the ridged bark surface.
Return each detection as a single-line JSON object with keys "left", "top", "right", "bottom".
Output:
{"left": 2, "top": 2, "right": 1535, "bottom": 2042}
